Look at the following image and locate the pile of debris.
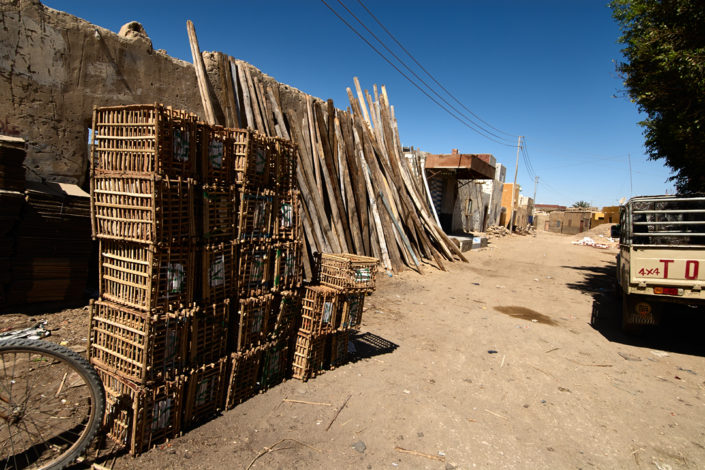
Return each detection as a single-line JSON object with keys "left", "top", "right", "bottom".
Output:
{"left": 486, "top": 225, "right": 511, "bottom": 238}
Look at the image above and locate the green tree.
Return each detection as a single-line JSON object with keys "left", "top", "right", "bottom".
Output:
{"left": 610, "top": 0, "right": 705, "bottom": 194}
{"left": 572, "top": 201, "right": 591, "bottom": 209}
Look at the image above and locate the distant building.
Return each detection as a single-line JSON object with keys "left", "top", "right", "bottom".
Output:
{"left": 424, "top": 149, "right": 499, "bottom": 233}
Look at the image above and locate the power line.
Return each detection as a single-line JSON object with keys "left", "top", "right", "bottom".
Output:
{"left": 355, "top": 0, "right": 516, "bottom": 139}
{"left": 319, "top": 0, "right": 517, "bottom": 147}
{"left": 338, "top": 0, "right": 515, "bottom": 144}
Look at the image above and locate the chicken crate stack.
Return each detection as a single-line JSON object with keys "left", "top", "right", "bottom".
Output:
{"left": 89, "top": 104, "right": 199, "bottom": 454}
{"left": 88, "top": 104, "right": 305, "bottom": 454}
{"left": 226, "top": 134, "right": 303, "bottom": 407}
{"left": 292, "top": 253, "right": 379, "bottom": 381}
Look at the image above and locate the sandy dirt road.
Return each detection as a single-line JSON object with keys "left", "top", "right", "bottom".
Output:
{"left": 6, "top": 229, "right": 705, "bottom": 469}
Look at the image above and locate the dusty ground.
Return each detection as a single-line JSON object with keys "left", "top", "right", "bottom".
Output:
{"left": 5, "top": 229, "right": 705, "bottom": 469}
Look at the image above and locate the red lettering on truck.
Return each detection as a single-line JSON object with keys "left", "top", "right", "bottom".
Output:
{"left": 659, "top": 259, "right": 674, "bottom": 278}
{"left": 685, "top": 260, "right": 700, "bottom": 280}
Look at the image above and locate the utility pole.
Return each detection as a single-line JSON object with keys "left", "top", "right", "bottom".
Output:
{"left": 508, "top": 135, "right": 522, "bottom": 231}
{"left": 533, "top": 176, "right": 539, "bottom": 203}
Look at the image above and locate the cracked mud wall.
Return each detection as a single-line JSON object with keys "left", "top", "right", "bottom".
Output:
{"left": 0, "top": 0, "right": 203, "bottom": 186}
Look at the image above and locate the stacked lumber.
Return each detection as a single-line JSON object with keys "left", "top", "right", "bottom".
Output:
{"left": 203, "top": 53, "right": 466, "bottom": 277}
{"left": 88, "top": 104, "right": 304, "bottom": 455}
{"left": 2, "top": 182, "right": 91, "bottom": 306}
{"left": 292, "top": 253, "right": 378, "bottom": 381}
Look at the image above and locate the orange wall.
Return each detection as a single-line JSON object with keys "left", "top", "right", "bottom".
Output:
{"left": 501, "top": 183, "right": 518, "bottom": 210}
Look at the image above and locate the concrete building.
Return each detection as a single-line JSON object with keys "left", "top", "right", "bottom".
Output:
{"left": 424, "top": 149, "right": 498, "bottom": 234}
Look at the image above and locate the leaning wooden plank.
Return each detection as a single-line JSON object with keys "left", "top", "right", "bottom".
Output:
{"left": 218, "top": 54, "right": 237, "bottom": 128}
{"left": 243, "top": 65, "right": 266, "bottom": 133}
{"left": 339, "top": 112, "right": 371, "bottom": 256}
{"left": 314, "top": 103, "right": 353, "bottom": 252}
{"left": 227, "top": 58, "right": 242, "bottom": 128}
{"left": 305, "top": 96, "right": 322, "bottom": 197}
{"left": 334, "top": 116, "right": 364, "bottom": 254}
{"left": 353, "top": 125, "right": 390, "bottom": 271}
{"left": 379, "top": 187, "right": 421, "bottom": 273}
{"left": 362, "top": 129, "right": 407, "bottom": 271}
{"left": 353, "top": 77, "right": 372, "bottom": 129}
{"left": 358, "top": 120, "right": 403, "bottom": 271}
{"left": 235, "top": 61, "right": 254, "bottom": 129}
{"left": 186, "top": 20, "right": 216, "bottom": 125}
{"left": 312, "top": 107, "right": 349, "bottom": 253}
{"left": 288, "top": 111, "right": 340, "bottom": 253}
{"left": 255, "top": 78, "right": 275, "bottom": 136}
{"left": 267, "top": 87, "right": 290, "bottom": 140}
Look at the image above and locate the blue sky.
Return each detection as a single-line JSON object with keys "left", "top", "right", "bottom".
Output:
{"left": 44, "top": 0, "right": 675, "bottom": 207}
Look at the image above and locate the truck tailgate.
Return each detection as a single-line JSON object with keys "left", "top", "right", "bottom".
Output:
{"left": 631, "top": 247, "right": 705, "bottom": 285}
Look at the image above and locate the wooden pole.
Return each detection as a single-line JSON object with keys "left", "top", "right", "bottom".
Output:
{"left": 186, "top": 20, "right": 216, "bottom": 125}
{"left": 235, "top": 61, "right": 254, "bottom": 129}
{"left": 508, "top": 135, "right": 522, "bottom": 231}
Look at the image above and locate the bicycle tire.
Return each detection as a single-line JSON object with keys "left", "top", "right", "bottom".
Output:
{"left": 0, "top": 338, "right": 105, "bottom": 470}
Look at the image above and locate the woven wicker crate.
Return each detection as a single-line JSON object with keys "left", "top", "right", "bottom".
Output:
{"left": 89, "top": 299, "right": 188, "bottom": 384}
{"left": 330, "top": 330, "right": 350, "bottom": 368}
{"left": 229, "top": 128, "right": 250, "bottom": 186}
{"left": 273, "top": 191, "right": 301, "bottom": 241}
{"left": 273, "top": 138, "right": 297, "bottom": 194}
{"left": 202, "top": 184, "right": 236, "bottom": 241}
{"left": 259, "top": 340, "right": 289, "bottom": 391}
{"left": 317, "top": 253, "right": 379, "bottom": 292}
{"left": 99, "top": 240, "right": 194, "bottom": 311}
{"left": 201, "top": 242, "right": 236, "bottom": 303}
{"left": 236, "top": 242, "right": 272, "bottom": 297}
{"left": 91, "top": 174, "right": 194, "bottom": 244}
{"left": 271, "top": 290, "right": 302, "bottom": 340}
{"left": 291, "top": 332, "right": 327, "bottom": 381}
{"left": 237, "top": 190, "right": 273, "bottom": 242}
{"left": 183, "top": 358, "right": 227, "bottom": 428}
{"left": 224, "top": 347, "right": 263, "bottom": 409}
{"left": 91, "top": 104, "right": 197, "bottom": 177}
{"left": 200, "top": 124, "right": 232, "bottom": 184}
{"left": 97, "top": 367, "right": 184, "bottom": 456}
{"left": 272, "top": 241, "right": 303, "bottom": 292}
{"left": 189, "top": 301, "right": 231, "bottom": 367}
{"left": 235, "top": 294, "right": 274, "bottom": 352}
{"left": 240, "top": 131, "right": 272, "bottom": 189}
{"left": 339, "top": 292, "right": 366, "bottom": 330}
{"left": 300, "top": 286, "right": 340, "bottom": 336}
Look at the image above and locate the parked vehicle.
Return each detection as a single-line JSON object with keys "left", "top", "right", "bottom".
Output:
{"left": 616, "top": 195, "right": 705, "bottom": 333}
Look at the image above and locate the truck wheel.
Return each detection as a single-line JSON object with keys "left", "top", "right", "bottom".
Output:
{"left": 621, "top": 295, "right": 643, "bottom": 335}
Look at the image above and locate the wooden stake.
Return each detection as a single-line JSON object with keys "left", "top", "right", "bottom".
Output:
{"left": 186, "top": 20, "right": 216, "bottom": 125}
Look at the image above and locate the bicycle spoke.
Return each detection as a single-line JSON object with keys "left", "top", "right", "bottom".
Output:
{"left": 19, "top": 417, "right": 47, "bottom": 466}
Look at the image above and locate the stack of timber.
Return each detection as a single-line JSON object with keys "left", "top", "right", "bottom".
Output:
{"left": 8, "top": 182, "right": 91, "bottom": 305}
{"left": 195, "top": 48, "right": 467, "bottom": 277}
{"left": 1, "top": 178, "right": 91, "bottom": 307}
{"left": 88, "top": 104, "right": 304, "bottom": 455}
{"left": 292, "top": 253, "right": 378, "bottom": 381}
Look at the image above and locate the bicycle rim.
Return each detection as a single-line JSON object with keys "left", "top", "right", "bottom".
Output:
{"left": 0, "top": 341, "right": 102, "bottom": 470}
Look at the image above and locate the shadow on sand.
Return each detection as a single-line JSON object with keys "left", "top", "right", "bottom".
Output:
{"left": 564, "top": 261, "right": 705, "bottom": 357}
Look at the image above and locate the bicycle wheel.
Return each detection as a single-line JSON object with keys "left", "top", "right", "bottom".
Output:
{"left": 0, "top": 338, "right": 105, "bottom": 470}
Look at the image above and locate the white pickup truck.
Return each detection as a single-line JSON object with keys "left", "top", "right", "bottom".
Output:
{"left": 616, "top": 195, "right": 705, "bottom": 333}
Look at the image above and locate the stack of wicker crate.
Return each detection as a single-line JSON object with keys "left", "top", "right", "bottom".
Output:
{"left": 224, "top": 135, "right": 303, "bottom": 409}
{"left": 89, "top": 105, "right": 199, "bottom": 454}
{"left": 88, "top": 104, "right": 305, "bottom": 455}
{"left": 292, "top": 253, "right": 379, "bottom": 381}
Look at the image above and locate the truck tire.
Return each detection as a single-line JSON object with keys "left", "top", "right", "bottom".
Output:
{"left": 621, "top": 294, "right": 643, "bottom": 335}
